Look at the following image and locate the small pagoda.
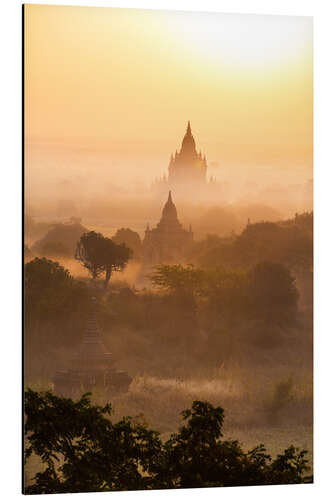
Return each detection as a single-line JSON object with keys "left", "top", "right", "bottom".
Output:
{"left": 53, "top": 296, "right": 132, "bottom": 397}
{"left": 142, "top": 191, "right": 193, "bottom": 265}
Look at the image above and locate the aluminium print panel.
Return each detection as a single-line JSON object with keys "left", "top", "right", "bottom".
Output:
{"left": 23, "top": 4, "right": 313, "bottom": 494}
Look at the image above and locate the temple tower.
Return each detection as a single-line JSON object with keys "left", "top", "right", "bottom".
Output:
{"left": 168, "top": 121, "right": 207, "bottom": 187}
{"left": 143, "top": 191, "right": 193, "bottom": 265}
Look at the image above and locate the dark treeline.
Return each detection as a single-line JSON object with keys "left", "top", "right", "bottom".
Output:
{"left": 25, "top": 211, "right": 313, "bottom": 276}
{"left": 24, "top": 215, "right": 143, "bottom": 263}
{"left": 187, "top": 212, "right": 312, "bottom": 274}
{"left": 24, "top": 390, "right": 312, "bottom": 494}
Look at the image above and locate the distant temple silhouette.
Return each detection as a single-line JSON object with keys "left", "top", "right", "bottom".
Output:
{"left": 169, "top": 120, "right": 207, "bottom": 185}
{"left": 152, "top": 121, "right": 217, "bottom": 197}
{"left": 143, "top": 191, "right": 193, "bottom": 265}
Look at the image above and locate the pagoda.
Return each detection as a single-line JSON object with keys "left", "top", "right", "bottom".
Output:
{"left": 168, "top": 121, "right": 207, "bottom": 187}
{"left": 143, "top": 191, "right": 193, "bottom": 265}
{"left": 53, "top": 296, "right": 132, "bottom": 397}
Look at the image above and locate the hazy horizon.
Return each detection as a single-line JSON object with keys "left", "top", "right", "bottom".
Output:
{"left": 25, "top": 5, "right": 312, "bottom": 210}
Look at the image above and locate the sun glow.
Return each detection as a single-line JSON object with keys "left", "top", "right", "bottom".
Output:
{"left": 25, "top": 5, "right": 312, "bottom": 191}
{"left": 168, "top": 12, "right": 312, "bottom": 70}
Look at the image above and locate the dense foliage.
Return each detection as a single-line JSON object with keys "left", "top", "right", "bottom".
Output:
{"left": 24, "top": 390, "right": 312, "bottom": 494}
{"left": 24, "top": 257, "right": 90, "bottom": 378}
{"left": 24, "top": 252, "right": 304, "bottom": 381}
{"left": 23, "top": 213, "right": 312, "bottom": 385}
{"left": 150, "top": 261, "right": 298, "bottom": 326}
{"left": 32, "top": 221, "right": 87, "bottom": 258}
{"left": 189, "top": 213, "right": 313, "bottom": 275}
{"left": 249, "top": 261, "right": 299, "bottom": 322}
{"left": 75, "top": 231, "right": 132, "bottom": 287}
{"left": 24, "top": 257, "right": 88, "bottom": 325}
{"left": 113, "top": 227, "right": 142, "bottom": 260}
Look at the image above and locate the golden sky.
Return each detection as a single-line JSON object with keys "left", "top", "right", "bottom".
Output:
{"left": 25, "top": 5, "right": 313, "bottom": 191}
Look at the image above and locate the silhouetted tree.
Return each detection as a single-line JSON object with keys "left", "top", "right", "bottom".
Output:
{"left": 24, "top": 257, "right": 88, "bottom": 327}
{"left": 25, "top": 257, "right": 72, "bottom": 319}
{"left": 149, "top": 264, "right": 205, "bottom": 322}
{"left": 75, "top": 231, "right": 105, "bottom": 280}
{"left": 201, "top": 267, "right": 250, "bottom": 326}
{"left": 104, "top": 240, "right": 132, "bottom": 288}
{"left": 113, "top": 228, "right": 142, "bottom": 260}
{"left": 248, "top": 261, "right": 299, "bottom": 323}
{"left": 24, "top": 390, "right": 312, "bottom": 494}
{"left": 24, "top": 389, "right": 163, "bottom": 494}
{"left": 75, "top": 231, "right": 132, "bottom": 288}
{"left": 150, "top": 264, "right": 204, "bottom": 299}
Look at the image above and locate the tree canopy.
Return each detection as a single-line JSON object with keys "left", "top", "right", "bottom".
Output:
{"left": 24, "top": 390, "right": 312, "bottom": 494}
{"left": 150, "top": 264, "right": 205, "bottom": 298}
{"left": 195, "top": 214, "right": 313, "bottom": 275}
{"left": 24, "top": 257, "right": 90, "bottom": 354}
{"left": 32, "top": 221, "right": 87, "bottom": 258}
{"left": 113, "top": 228, "right": 142, "bottom": 260}
{"left": 75, "top": 231, "right": 132, "bottom": 287}
{"left": 149, "top": 262, "right": 298, "bottom": 326}
{"left": 249, "top": 261, "right": 299, "bottom": 323}
{"left": 24, "top": 257, "right": 86, "bottom": 322}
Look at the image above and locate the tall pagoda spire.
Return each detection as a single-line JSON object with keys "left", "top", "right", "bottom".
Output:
{"left": 186, "top": 120, "right": 191, "bottom": 134}
{"left": 160, "top": 190, "right": 179, "bottom": 224}
{"left": 180, "top": 120, "right": 196, "bottom": 155}
{"left": 162, "top": 121, "right": 208, "bottom": 188}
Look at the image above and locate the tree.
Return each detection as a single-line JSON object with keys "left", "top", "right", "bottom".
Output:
{"left": 24, "top": 389, "right": 162, "bottom": 493}
{"left": 149, "top": 264, "right": 205, "bottom": 320}
{"left": 75, "top": 231, "right": 106, "bottom": 280}
{"left": 75, "top": 231, "right": 132, "bottom": 288}
{"left": 104, "top": 240, "right": 132, "bottom": 288}
{"left": 24, "top": 390, "right": 312, "bottom": 494}
{"left": 113, "top": 228, "right": 142, "bottom": 260}
{"left": 150, "top": 264, "right": 204, "bottom": 299}
{"left": 201, "top": 267, "right": 250, "bottom": 326}
{"left": 25, "top": 257, "right": 74, "bottom": 320}
{"left": 248, "top": 261, "right": 299, "bottom": 323}
{"left": 24, "top": 257, "right": 88, "bottom": 335}
{"left": 25, "top": 256, "right": 72, "bottom": 288}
